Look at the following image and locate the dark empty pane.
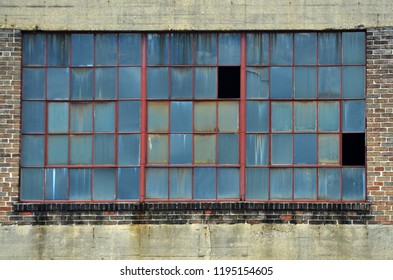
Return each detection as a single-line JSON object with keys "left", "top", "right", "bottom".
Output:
{"left": 294, "top": 134, "right": 317, "bottom": 164}
{"left": 270, "top": 67, "right": 292, "bottom": 98}
{"left": 147, "top": 135, "right": 168, "bottom": 164}
{"left": 218, "top": 168, "right": 240, "bottom": 199}
{"left": 119, "top": 67, "right": 141, "bottom": 98}
{"left": 70, "top": 135, "right": 92, "bottom": 165}
{"left": 294, "top": 67, "right": 316, "bottom": 98}
{"left": 218, "top": 102, "right": 239, "bottom": 132}
{"left": 294, "top": 168, "right": 316, "bottom": 200}
{"left": 20, "top": 168, "right": 44, "bottom": 200}
{"left": 218, "top": 33, "right": 240, "bottom": 65}
{"left": 194, "top": 168, "right": 216, "bottom": 200}
{"left": 318, "top": 67, "right": 340, "bottom": 98}
{"left": 171, "top": 68, "right": 192, "bottom": 99}
{"left": 318, "top": 168, "right": 341, "bottom": 200}
{"left": 118, "top": 134, "right": 140, "bottom": 165}
{"left": 94, "top": 102, "right": 115, "bottom": 132}
{"left": 147, "top": 67, "right": 169, "bottom": 99}
{"left": 318, "top": 33, "right": 341, "bottom": 65}
{"left": 342, "top": 100, "right": 365, "bottom": 132}
{"left": 148, "top": 102, "right": 169, "bottom": 132}
{"left": 246, "top": 134, "right": 268, "bottom": 166}
{"left": 48, "top": 102, "right": 68, "bottom": 133}
{"left": 270, "top": 168, "right": 292, "bottom": 200}
{"left": 22, "top": 101, "right": 45, "bottom": 133}
{"left": 319, "top": 134, "right": 339, "bottom": 165}
{"left": 342, "top": 168, "right": 365, "bottom": 200}
{"left": 69, "top": 169, "right": 92, "bottom": 200}
{"left": 95, "top": 68, "right": 116, "bottom": 99}
{"left": 23, "top": 33, "right": 46, "bottom": 66}
{"left": 47, "top": 135, "right": 68, "bottom": 165}
{"left": 96, "top": 34, "right": 117, "bottom": 65}
{"left": 23, "top": 68, "right": 45, "bottom": 99}
{"left": 47, "top": 68, "right": 70, "bottom": 100}
{"left": 21, "top": 136, "right": 44, "bottom": 166}
{"left": 343, "top": 66, "right": 365, "bottom": 98}
{"left": 171, "top": 34, "right": 193, "bottom": 65}
{"left": 94, "top": 134, "right": 115, "bottom": 164}
{"left": 294, "top": 33, "right": 317, "bottom": 65}
{"left": 147, "top": 33, "right": 169, "bottom": 65}
{"left": 195, "top": 33, "right": 217, "bottom": 65}
{"left": 343, "top": 32, "right": 365, "bottom": 65}
{"left": 70, "top": 103, "right": 92, "bottom": 132}
{"left": 246, "top": 67, "right": 269, "bottom": 99}
{"left": 170, "top": 168, "right": 192, "bottom": 199}
{"left": 71, "top": 34, "right": 94, "bottom": 66}
{"left": 119, "top": 34, "right": 141, "bottom": 65}
{"left": 194, "top": 135, "right": 216, "bottom": 164}
{"left": 170, "top": 134, "right": 192, "bottom": 164}
{"left": 218, "top": 66, "right": 240, "bottom": 98}
{"left": 146, "top": 168, "right": 168, "bottom": 199}
{"left": 118, "top": 168, "right": 140, "bottom": 200}
{"left": 342, "top": 133, "right": 365, "bottom": 166}
{"left": 246, "top": 33, "right": 269, "bottom": 65}
{"left": 294, "top": 102, "right": 316, "bottom": 132}
{"left": 246, "top": 168, "right": 268, "bottom": 199}
{"left": 271, "top": 102, "right": 292, "bottom": 132}
{"left": 218, "top": 134, "right": 239, "bottom": 164}
{"left": 246, "top": 101, "right": 269, "bottom": 132}
{"left": 93, "top": 168, "right": 116, "bottom": 200}
{"left": 118, "top": 101, "right": 140, "bottom": 132}
{"left": 45, "top": 168, "right": 68, "bottom": 200}
{"left": 270, "top": 33, "right": 293, "bottom": 65}
{"left": 71, "top": 68, "right": 93, "bottom": 100}
{"left": 194, "top": 67, "right": 216, "bottom": 99}
{"left": 170, "top": 101, "right": 192, "bottom": 132}
{"left": 318, "top": 102, "right": 339, "bottom": 132}
{"left": 48, "top": 34, "right": 70, "bottom": 66}
{"left": 271, "top": 134, "right": 292, "bottom": 165}
{"left": 194, "top": 102, "right": 216, "bottom": 132}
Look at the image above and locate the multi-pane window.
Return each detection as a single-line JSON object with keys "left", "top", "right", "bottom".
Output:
{"left": 21, "top": 31, "right": 366, "bottom": 202}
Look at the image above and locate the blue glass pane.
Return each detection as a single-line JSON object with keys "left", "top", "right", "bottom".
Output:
{"left": 170, "top": 102, "right": 192, "bottom": 132}
{"left": 294, "top": 168, "right": 316, "bottom": 200}
{"left": 218, "top": 33, "right": 241, "bottom": 65}
{"left": 246, "top": 33, "right": 269, "bottom": 65}
{"left": 195, "top": 34, "right": 217, "bottom": 65}
{"left": 171, "top": 34, "right": 193, "bottom": 65}
{"left": 45, "top": 168, "right": 68, "bottom": 200}
{"left": 318, "top": 168, "right": 341, "bottom": 200}
{"left": 246, "top": 168, "right": 268, "bottom": 200}
{"left": 20, "top": 168, "right": 44, "bottom": 200}
{"left": 194, "top": 67, "right": 216, "bottom": 99}
{"left": 218, "top": 102, "right": 239, "bottom": 132}
{"left": 71, "top": 34, "right": 94, "bottom": 66}
{"left": 23, "top": 68, "right": 45, "bottom": 99}
{"left": 270, "top": 67, "right": 292, "bottom": 98}
{"left": 93, "top": 168, "right": 116, "bottom": 200}
{"left": 271, "top": 102, "right": 292, "bottom": 132}
{"left": 47, "top": 135, "right": 68, "bottom": 165}
{"left": 118, "top": 134, "right": 140, "bottom": 165}
{"left": 48, "top": 102, "right": 68, "bottom": 133}
{"left": 194, "top": 168, "right": 216, "bottom": 200}
{"left": 246, "top": 134, "right": 268, "bottom": 166}
{"left": 294, "top": 134, "right": 317, "bottom": 164}
{"left": 270, "top": 168, "right": 292, "bottom": 200}
{"left": 246, "top": 67, "right": 269, "bottom": 99}
{"left": 69, "top": 169, "right": 92, "bottom": 200}
{"left": 270, "top": 33, "right": 293, "bottom": 65}
{"left": 318, "top": 102, "right": 339, "bottom": 132}
{"left": 94, "top": 102, "right": 115, "bottom": 132}
{"left": 294, "top": 33, "right": 317, "bottom": 65}
{"left": 94, "top": 134, "right": 115, "bottom": 164}
{"left": 318, "top": 33, "right": 341, "bottom": 65}
{"left": 147, "top": 34, "right": 169, "bottom": 65}
{"left": 194, "top": 102, "right": 216, "bottom": 132}
{"left": 218, "top": 134, "right": 239, "bottom": 164}
{"left": 294, "top": 67, "right": 316, "bottom": 98}
{"left": 343, "top": 66, "right": 365, "bottom": 98}
{"left": 47, "top": 68, "right": 70, "bottom": 100}
{"left": 70, "top": 135, "right": 92, "bottom": 165}
{"left": 218, "top": 168, "right": 240, "bottom": 199}
{"left": 23, "top": 33, "right": 46, "bottom": 66}
{"left": 148, "top": 102, "right": 169, "bottom": 132}
{"left": 119, "top": 34, "right": 141, "bottom": 65}
{"left": 118, "top": 168, "right": 140, "bottom": 200}
{"left": 147, "top": 135, "right": 168, "bottom": 164}
{"left": 271, "top": 134, "right": 292, "bottom": 165}
{"left": 342, "top": 100, "right": 365, "bottom": 132}
{"left": 48, "top": 34, "right": 70, "bottom": 66}
{"left": 146, "top": 168, "right": 168, "bottom": 199}
{"left": 318, "top": 134, "right": 339, "bottom": 164}
{"left": 171, "top": 68, "right": 192, "bottom": 99}
{"left": 22, "top": 101, "right": 45, "bottom": 133}
{"left": 318, "top": 67, "right": 340, "bottom": 98}
{"left": 246, "top": 101, "right": 269, "bottom": 132}
{"left": 95, "top": 68, "right": 116, "bottom": 99}
{"left": 71, "top": 68, "right": 93, "bottom": 100}
{"left": 194, "top": 135, "right": 216, "bottom": 164}
{"left": 147, "top": 67, "right": 169, "bottom": 99}
{"left": 21, "top": 136, "right": 44, "bottom": 166}
{"left": 119, "top": 67, "right": 141, "bottom": 98}
{"left": 342, "top": 168, "right": 365, "bottom": 200}
{"left": 294, "top": 102, "right": 316, "bottom": 132}
{"left": 70, "top": 103, "right": 92, "bottom": 132}
{"left": 343, "top": 32, "right": 365, "bottom": 65}
{"left": 170, "top": 134, "right": 192, "bottom": 164}
{"left": 170, "top": 168, "right": 192, "bottom": 199}
{"left": 118, "top": 101, "right": 140, "bottom": 132}
{"left": 95, "top": 34, "right": 117, "bottom": 66}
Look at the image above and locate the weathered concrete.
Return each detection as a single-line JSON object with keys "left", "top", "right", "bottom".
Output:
{"left": 1, "top": 224, "right": 392, "bottom": 259}
{"left": 0, "top": 0, "right": 392, "bottom": 31}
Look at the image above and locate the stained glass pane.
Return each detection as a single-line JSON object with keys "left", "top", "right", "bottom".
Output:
{"left": 270, "top": 168, "right": 292, "bottom": 200}
{"left": 47, "top": 68, "right": 70, "bottom": 99}
{"left": 69, "top": 169, "right": 92, "bottom": 200}
{"left": 218, "top": 33, "right": 241, "bottom": 65}
{"left": 194, "top": 168, "right": 216, "bottom": 200}
{"left": 20, "top": 168, "right": 44, "bottom": 200}
{"left": 45, "top": 168, "right": 68, "bottom": 200}
{"left": 93, "top": 168, "right": 116, "bottom": 200}
{"left": 170, "top": 168, "right": 192, "bottom": 199}
{"left": 118, "top": 168, "right": 140, "bottom": 200}
{"left": 246, "top": 168, "right": 268, "bottom": 200}
{"left": 146, "top": 168, "right": 168, "bottom": 199}
{"left": 218, "top": 168, "right": 240, "bottom": 199}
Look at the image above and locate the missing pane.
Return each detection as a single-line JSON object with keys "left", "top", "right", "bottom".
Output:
{"left": 342, "top": 133, "right": 365, "bottom": 166}
{"left": 218, "top": 66, "right": 240, "bottom": 98}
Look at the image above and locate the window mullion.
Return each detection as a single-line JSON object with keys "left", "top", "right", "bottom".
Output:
{"left": 240, "top": 33, "right": 247, "bottom": 201}
{"left": 140, "top": 33, "right": 147, "bottom": 202}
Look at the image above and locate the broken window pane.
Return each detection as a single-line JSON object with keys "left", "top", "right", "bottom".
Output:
{"left": 246, "top": 67, "right": 269, "bottom": 99}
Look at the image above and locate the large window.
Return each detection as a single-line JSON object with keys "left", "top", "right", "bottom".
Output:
{"left": 21, "top": 32, "right": 366, "bottom": 202}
